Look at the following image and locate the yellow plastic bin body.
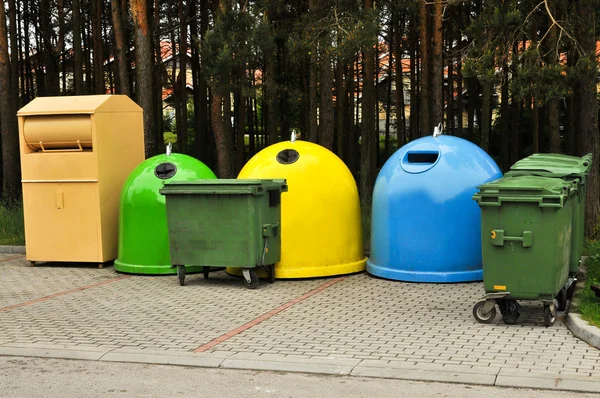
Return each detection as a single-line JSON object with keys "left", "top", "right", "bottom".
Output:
{"left": 227, "top": 139, "right": 367, "bottom": 279}
{"left": 17, "top": 95, "right": 145, "bottom": 265}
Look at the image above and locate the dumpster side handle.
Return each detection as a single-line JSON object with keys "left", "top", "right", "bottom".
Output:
{"left": 491, "top": 229, "right": 533, "bottom": 248}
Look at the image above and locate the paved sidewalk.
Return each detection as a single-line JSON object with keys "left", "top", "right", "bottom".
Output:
{"left": 1, "top": 253, "right": 600, "bottom": 392}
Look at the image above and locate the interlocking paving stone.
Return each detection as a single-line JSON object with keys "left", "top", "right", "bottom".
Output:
{"left": 210, "top": 274, "right": 600, "bottom": 375}
{"left": 2, "top": 254, "right": 600, "bottom": 387}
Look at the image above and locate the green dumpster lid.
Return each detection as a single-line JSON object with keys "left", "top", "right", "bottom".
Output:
{"left": 159, "top": 178, "right": 288, "bottom": 196}
{"left": 473, "top": 175, "right": 578, "bottom": 208}
{"left": 509, "top": 153, "right": 592, "bottom": 180}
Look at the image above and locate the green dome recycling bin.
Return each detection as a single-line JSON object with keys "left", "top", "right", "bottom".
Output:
{"left": 506, "top": 152, "right": 592, "bottom": 295}
{"left": 472, "top": 175, "right": 578, "bottom": 327}
{"left": 114, "top": 148, "right": 217, "bottom": 275}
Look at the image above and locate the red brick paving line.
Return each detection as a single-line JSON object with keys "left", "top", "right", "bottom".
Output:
{"left": 0, "top": 275, "right": 131, "bottom": 313}
{"left": 194, "top": 276, "right": 346, "bottom": 353}
{"left": 0, "top": 255, "right": 25, "bottom": 263}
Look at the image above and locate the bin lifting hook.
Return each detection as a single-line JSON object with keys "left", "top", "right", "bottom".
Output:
{"left": 433, "top": 123, "right": 443, "bottom": 138}
{"left": 291, "top": 129, "right": 297, "bottom": 143}
{"left": 166, "top": 142, "right": 172, "bottom": 156}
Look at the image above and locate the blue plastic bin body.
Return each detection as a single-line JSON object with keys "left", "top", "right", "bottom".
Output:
{"left": 366, "top": 135, "right": 502, "bottom": 282}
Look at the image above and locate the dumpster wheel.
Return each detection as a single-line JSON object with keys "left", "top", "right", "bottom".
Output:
{"left": 543, "top": 304, "right": 556, "bottom": 327}
{"left": 243, "top": 269, "right": 259, "bottom": 289}
{"left": 556, "top": 288, "right": 567, "bottom": 311}
{"left": 499, "top": 300, "right": 521, "bottom": 325}
{"left": 473, "top": 301, "right": 496, "bottom": 323}
{"left": 177, "top": 265, "right": 186, "bottom": 286}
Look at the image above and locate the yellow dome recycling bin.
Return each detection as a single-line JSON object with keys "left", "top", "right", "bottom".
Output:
{"left": 17, "top": 95, "right": 145, "bottom": 267}
{"left": 227, "top": 138, "right": 367, "bottom": 279}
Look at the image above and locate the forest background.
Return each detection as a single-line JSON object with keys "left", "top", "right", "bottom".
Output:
{"left": 0, "top": 0, "right": 599, "bottom": 237}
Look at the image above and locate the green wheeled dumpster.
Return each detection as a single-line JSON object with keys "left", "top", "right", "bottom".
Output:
{"left": 472, "top": 175, "right": 578, "bottom": 327}
{"left": 159, "top": 179, "right": 288, "bottom": 289}
{"left": 506, "top": 153, "right": 592, "bottom": 298}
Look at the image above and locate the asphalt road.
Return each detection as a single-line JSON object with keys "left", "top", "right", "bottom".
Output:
{"left": 0, "top": 356, "right": 597, "bottom": 398}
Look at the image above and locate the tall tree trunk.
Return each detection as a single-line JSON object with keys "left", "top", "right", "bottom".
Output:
{"left": 72, "top": 0, "right": 85, "bottom": 94}
{"left": 92, "top": 0, "right": 105, "bottom": 93}
{"left": 24, "top": 0, "right": 33, "bottom": 102}
{"left": 431, "top": 0, "right": 443, "bottom": 128}
{"left": 210, "top": 0, "right": 234, "bottom": 178}
{"left": 308, "top": 56, "right": 318, "bottom": 142}
{"left": 0, "top": 3, "right": 19, "bottom": 200}
{"left": 40, "top": 0, "right": 59, "bottom": 95}
{"left": 481, "top": 81, "right": 492, "bottom": 152}
{"left": 83, "top": 10, "right": 94, "bottom": 93}
{"left": 510, "top": 43, "right": 520, "bottom": 164}
{"left": 384, "top": 22, "right": 393, "bottom": 156}
{"left": 360, "top": 0, "right": 376, "bottom": 205}
{"left": 17, "top": 3, "right": 25, "bottom": 104}
{"left": 320, "top": 52, "right": 334, "bottom": 151}
{"left": 467, "top": 78, "right": 476, "bottom": 140}
{"left": 574, "top": 0, "right": 600, "bottom": 235}
{"left": 394, "top": 15, "right": 405, "bottom": 146}
{"left": 264, "top": 2, "right": 278, "bottom": 144}
{"left": 299, "top": 56, "right": 309, "bottom": 140}
{"left": 235, "top": 88, "right": 246, "bottom": 172}
{"left": 500, "top": 62, "right": 509, "bottom": 169}
{"left": 131, "top": 0, "right": 157, "bottom": 157}
{"left": 198, "top": 0, "right": 210, "bottom": 161}
{"left": 111, "top": 0, "right": 130, "bottom": 96}
{"left": 336, "top": 58, "right": 346, "bottom": 159}
{"left": 409, "top": 16, "right": 418, "bottom": 141}
{"left": 566, "top": 45, "right": 577, "bottom": 155}
{"left": 446, "top": 46, "right": 454, "bottom": 134}
{"left": 212, "top": 94, "right": 234, "bottom": 177}
{"left": 223, "top": 92, "right": 232, "bottom": 156}
{"left": 547, "top": 5, "right": 560, "bottom": 153}
{"left": 152, "top": 0, "right": 165, "bottom": 152}
{"left": 456, "top": 60, "right": 463, "bottom": 137}
{"left": 178, "top": 0, "right": 189, "bottom": 154}
{"left": 346, "top": 61, "right": 356, "bottom": 174}
{"left": 7, "top": 0, "right": 18, "bottom": 105}
{"left": 419, "top": 1, "right": 431, "bottom": 136}
{"left": 57, "top": 0, "right": 65, "bottom": 92}
{"left": 532, "top": 97, "right": 539, "bottom": 153}
{"left": 248, "top": 96, "right": 255, "bottom": 155}
{"left": 190, "top": 0, "right": 204, "bottom": 158}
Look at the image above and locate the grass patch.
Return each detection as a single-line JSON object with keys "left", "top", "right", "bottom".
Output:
{"left": 572, "top": 239, "right": 600, "bottom": 328}
{"left": 0, "top": 202, "right": 25, "bottom": 245}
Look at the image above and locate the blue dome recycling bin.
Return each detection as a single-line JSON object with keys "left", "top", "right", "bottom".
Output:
{"left": 366, "top": 133, "right": 502, "bottom": 283}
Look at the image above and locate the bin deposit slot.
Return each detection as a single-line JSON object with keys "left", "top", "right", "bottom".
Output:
{"left": 23, "top": 115, "right": 93, "bottom": 151}
{"left": 407, "top": 151, "right": 439, "bottom": 164}
{"left": 155, "top": 162, "right": 177, "bottom": 179}
{"left": 276, "top": 149, "right": 299, "bottom": 165}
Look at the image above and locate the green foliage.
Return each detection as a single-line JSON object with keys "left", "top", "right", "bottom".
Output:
{"left": 287, "top": 0, "right": 379, "bottom": 64}
{"left": 203, "top": 6, "right": 260, "bottom": 94}
{"left": 573, "top": 240, "right": 600, "bottom": 328}
{"left": 0, "top": 202, "right": 24, "bottom": 246}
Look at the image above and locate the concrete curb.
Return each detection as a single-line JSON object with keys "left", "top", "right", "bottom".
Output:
{"left": 2, "top": 343, "right": 600, "bottom": 393}
{"left": 565, "top": 255, "right": 600, "bottom": 350}
{"left": 566, "top": 312, "right": 600, "bottom": 350}
{"left": 0, "top": 246, "right": 25, "bottom": 254}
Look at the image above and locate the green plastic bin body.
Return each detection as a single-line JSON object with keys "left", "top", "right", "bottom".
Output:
{"left": 473, "top": 175, "right": 576, "bottom": 301}
{"left": 506, "top": 153, "right": 592, "bottom": 277}
{"left": 159, "top": 179, "right": 288, "bottom": 269}
{"left": 114, "top": 153, "right": 218, "bottom": 275}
